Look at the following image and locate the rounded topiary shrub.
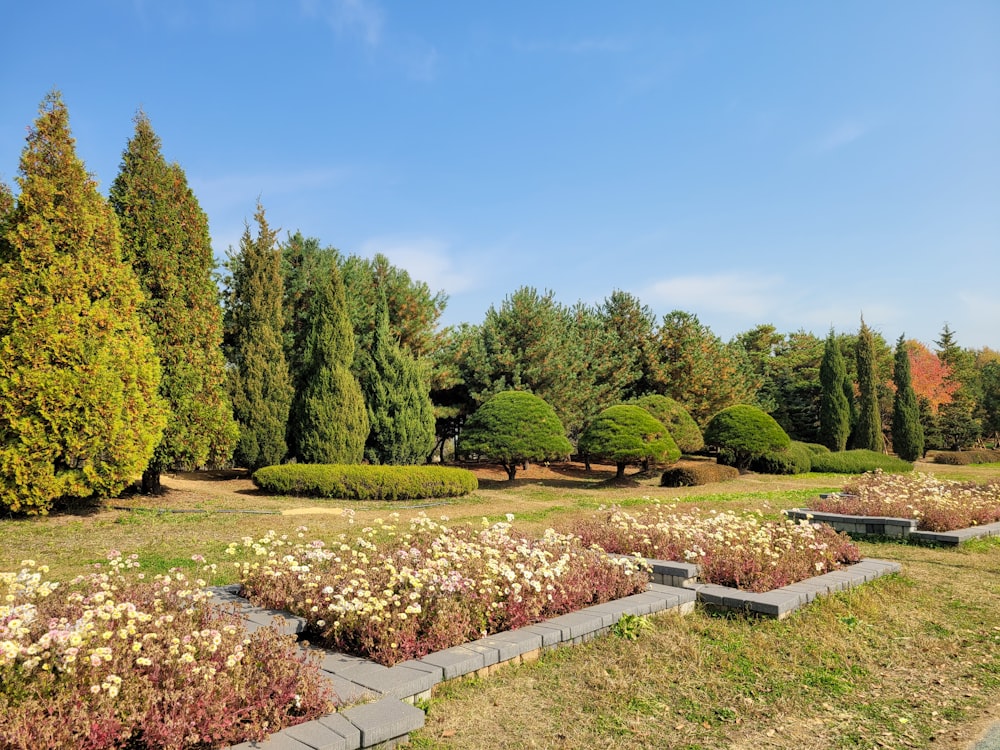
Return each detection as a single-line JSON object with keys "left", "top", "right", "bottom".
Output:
{"left": 703, "top": 405, "right": 791, "bottom": 470}
{"left": 630, "top": 394, "right": 704, "bottom": 453}
{"left": 809, "top": 450, "right": 913, "bottom": 474}
{"left": 252, "top": 464, "right": 478, "bottom": 500}
{"left": 802, "top": 442, "right": 831, "bottom": 455}
{"left": 458, "top": 391, "right": 573, "bottom": 481}
{"left": 659, "top": 462, "right": 740, "bottom": 487}
{"left": 578, "top": 404, "right": 681, "bottom": 479}
{"left": 748, "top": 440, "right": 814, "bottom": 475}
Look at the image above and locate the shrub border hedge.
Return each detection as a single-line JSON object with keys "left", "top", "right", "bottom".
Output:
{"left": 252, "top": 464, "right": 478, "bottom": 500}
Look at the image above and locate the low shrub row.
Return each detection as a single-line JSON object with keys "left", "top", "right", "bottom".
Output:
{"left": 660, "top": 462, "right": 740, "bottom": 487}
{"left": 748, "top": 441, "right": 814, "bottom": 475}
{"left": 932, "top": 449, "right": 1000, "bottom": 465}
{"left": 252, "top": 464, "right": 478, "bottom": 500}
{"left": 809, "top": 450, "right": 913, "bottom": 474}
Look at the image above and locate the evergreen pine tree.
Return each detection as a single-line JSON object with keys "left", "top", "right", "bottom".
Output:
{"left": 226, "top": 204, "right": 293, "bottom": 470}
{"left": 288, "top": 263, "right": 368, "bottom": 464}
{"left": 110, "top": 113, "right": 237, "bottom": 493}
{"left": 359, "top": 290, "right": 436, "bottom": 464}
{"left": 818, "top": 329, "right": 851, "bottom": 451}
{"left": 0, "top": 92, "right": 166, "bottom": 513}
{"left": 854, "top": 317, "right": 884, "bottom": 452}
{"left": 892, "top": 334, "right": 924, "bottom": 460}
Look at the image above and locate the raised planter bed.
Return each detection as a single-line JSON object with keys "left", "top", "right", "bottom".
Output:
{"left": 211, "top": 581, "right": 697, "bottom": 750}
{"left": 641, "top": 557, "right": 900, "bottom": 619}
{"left": 785, "top": 508, "right": 1000, "bottom": 546}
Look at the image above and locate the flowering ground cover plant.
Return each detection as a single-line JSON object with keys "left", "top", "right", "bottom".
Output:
{"left": 812, "top": 470, "right": 1000, "bottom": 532}
{"left": 570, "top": 504, "right": 861, "bottom": 592}
{"left": 231, "top": 513, "right": 649, "bottom": 667}
{"left": 0, "top": 554, "right": 334, "bottom": 750}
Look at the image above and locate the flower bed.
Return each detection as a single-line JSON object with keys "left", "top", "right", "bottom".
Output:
{"left": 811, "top": 471, "right": 1000, "bottom": 532}
{"left": 569, "top": 505, "right": 861, "bottom": 593}
{"left": 0, "top": 555, "right": 334, "bottom": 750}
{"left": 230, "top": 513, "right": 649, "bottom": 667}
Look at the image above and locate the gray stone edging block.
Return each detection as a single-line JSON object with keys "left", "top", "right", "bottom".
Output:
{"left": 786, "top": 509, "right": 1000, "bottom": 546}
{"left": 340, "top": 698, "right": 425, "bottom": 748}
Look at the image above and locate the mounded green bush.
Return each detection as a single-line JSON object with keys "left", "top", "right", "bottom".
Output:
{"left": 809, "top": 450, "right": 913, "bottom": 474}
{"left": 578, "top": 404, "right": 681, "bottom": 479}
{"left": 932, "top": 449, "right": 1000, "bottom": 465}
{"left": 660, "top": 462, "right": 740, "bottom": 487}
{"left": 802, "top": 442, "right": 831, "bottom": 455}
{"left": 252, "top": 464, "right": 478, "bottom": 500}
{"left": 748, "top": 441, "right": 813, "bottom": 475}
{"left": 704, "top": 405, "right": 791, "bottom": 470}
{"left": 630, "top": 395, "right": 704, "bottom": 453}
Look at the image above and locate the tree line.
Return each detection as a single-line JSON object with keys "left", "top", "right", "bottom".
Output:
{"left": 1, "top": 93, "right": 997, "bottom": 512}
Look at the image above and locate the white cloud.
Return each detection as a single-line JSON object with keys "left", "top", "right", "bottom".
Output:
{"left": 643, "top": 273, "right": 783, "bottom": 318}
{"left": 359, "top": 237, "right": 481, "bottom": 295}
{"left": 302, "top": 0, "right": 384, "bottom": 47}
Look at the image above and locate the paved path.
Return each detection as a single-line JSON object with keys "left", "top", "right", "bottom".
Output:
{"left": 972, "top": 723, "right": 1000, "bottom": 750}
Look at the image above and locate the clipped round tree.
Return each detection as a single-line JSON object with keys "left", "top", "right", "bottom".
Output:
{"left": 704, "top": 404, "right": 791, "bottom": 471}
{"left": 630, "top": 394, "right": 704, "bottom": 453}
{"left": 459, "top": 391, "right": 572, "bottom": 480}
{"left": 577, "top": 405, "right": 681, "bottom": 479}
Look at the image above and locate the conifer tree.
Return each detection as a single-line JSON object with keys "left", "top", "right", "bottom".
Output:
{"left": 287, "top": 261, "right": 369, "bottom": 464}
{"left": 110, "top": 113, "right": 237, "bottom": 492}
{"left": 892, "top": 334, "right": 924, "bottom": 461}
{"left": 358, "top": 290, "right": 436, "bottom": 464}
{"left": 818, "top": 330, "right": 851, "bottom": 451}
{"left": 226, "top": 204, "right": 293, "bottom": 470}
{"left": 854, "top": 318, "right": 884, "bottom": 452}
{"left": 0, "top": 92, "right": 166, "bottom": 513}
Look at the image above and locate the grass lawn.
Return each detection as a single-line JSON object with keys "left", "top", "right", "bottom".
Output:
{"left": 2, "top": 460, "right": 999, "bottom": 749}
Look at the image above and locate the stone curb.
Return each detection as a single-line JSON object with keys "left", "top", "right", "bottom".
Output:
{"left": 683, "top": 558, "right": 901, "bottom": 619}
{"left": 213, "top": 580, "right": 696, "bottom": 749}
{"left": 786, "top": 509, "right": 1000, "bottom": 545}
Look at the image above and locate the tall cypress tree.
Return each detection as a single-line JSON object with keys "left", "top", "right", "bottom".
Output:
{"left": 287, "top": 262, "right": 368, "bottom": 464}
{"left": 0, "top": 92, "right": 166, "bottom": 513}
{"left": 854, "top": 317, "right": 884, "bottom": 452}
{"left": 359, "top": 290, "right": 435, "bottom": 464}
{"left": 818, "top": 329, "right": 851, "bottom": 451}
{"left": 110, "top": 113, "right": 237, "bottom": 492}
{"left": 892, "top": 334, "right": 924, "bottom": 460}
{"left": 226, "top": 204, "right": 293, "bottom": 470}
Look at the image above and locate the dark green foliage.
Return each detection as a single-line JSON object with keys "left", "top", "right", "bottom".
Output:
{"left": 630, "top": 394, "right": 704, "bottom": 453}
{"left": 577, "top": 405, "right": 681, "bottom": 479}
{"left": 853, "top": 318, "right": 884, "bottom": 452}
{"left": 458, "top": 391, "right": 573, "bottom": 480}
{"left": 659, "top": 462, "right": 740, "bottom": 487}
{"left": 980, "top": 360, "right": 1000, "bottom": 442}
{"left": 937, "top": 394, "right": 982, "bottom": 450}
{"left": 225, "top": 204, "right": 294, "bottom": 470}
{"left": 818, "top": 330, "right": 851, "bottom": 451}
{"left": 459, "top": 287, "right": 593, "bottom": 437}
{"left": 0, "top": 93, "right": 166, "bottom": 513}
{"left": 748, "top": 441, "right": 813, "bottom": 475}
{"left": 931, "top": 449, "right": 1000, "bottom": 465}
{"left": 704, "top": 404, "right": 791, "bottom": 470}
{"left": 918, "top": 396, "right": 943, "bottom": 452}
{"left": 802, "top": 442, "right": 831, "bottom": 454}
{"left": 649, "top": 311, "right": 760, "bottom": 424}
{"left": 110, "top": 113, "right": 237, "bottom": 492}
{"left": 358, "top": 291, "right": 435, "bottom": 464}
{"left": 809, "top": 450, "right": 913, "bottom": 474}
{"left": 891, "top": 335, "right": 924, "bottom": 461}
{"left": 288, "top": 263, "right": 368, "bottom": 464}
{"left": 593, "top": 290, "right": 660, "bottom": 402}
{"left": 252, "top": 464, "right": 477, "bottom": 500}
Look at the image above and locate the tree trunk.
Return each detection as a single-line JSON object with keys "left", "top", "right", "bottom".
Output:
{"left": 616, "top": 462, "right": 626, "bottom": 479}
{"left": 141, "top": 465, "right": 162, "bottom": 495}
{"left": 504, "top": 463, "right": 518, "bottom": 481}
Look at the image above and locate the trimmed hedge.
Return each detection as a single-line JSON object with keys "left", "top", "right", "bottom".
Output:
{"left": 748, "top": 441, "right": 813, "bottom": 475}
{"left": 252, "top": 464, "right": 478, "bottom": 500}
{"left": 630, "top": 395, "right": 704, "bottom": 453}
{"left": 660, "top": 462, "right": 740, "bottom": 487}
{"left": 809, "top": 450, "right": 913, "bottom": 474}
{"left": 802, "top": 442, "right": 831, "bottom": 455}
{"left": 704, "top": 405, "right": 791, "bottom": 470}
{"left": 932, "top": 449, "right": 1000, "bottom": 465}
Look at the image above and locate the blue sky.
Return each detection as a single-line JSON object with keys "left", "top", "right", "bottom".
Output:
{"left": 2, "top": 1, "right": 998, "bottom": 349}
